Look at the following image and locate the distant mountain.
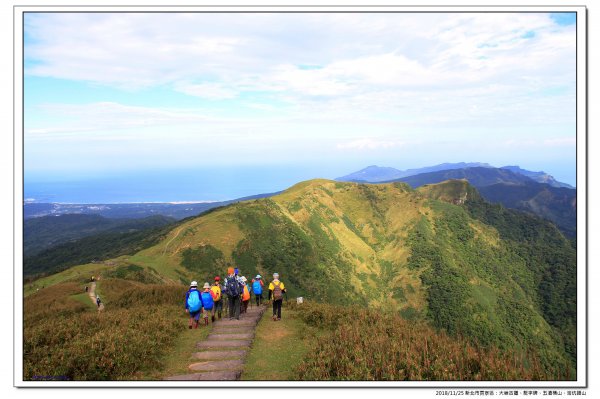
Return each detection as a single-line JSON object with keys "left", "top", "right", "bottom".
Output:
{"left": 337, "top": 162, "right": 574, "bottom": 189}
{"left": 391, "top": 167, "right": 533, "bottom": 188}
{"left": 478, "top": 182, "right": 577, "bottom": 237}
{"left": 387, "top": 167, "right": 576, "bottom": 237}
{"left": 23, "top": 191, "right": 280, "bottom": 220}
{"left": 335, "top": 165, "right": 405, "bottom": 182}
{"left": 24, "top": 214, "right": 176, "bottom": 257}
{"left": 500, "top": 166, "right": 574, "bottom": 188}
{"left": 336, "top": 162, "right": 493, "bottom": 182}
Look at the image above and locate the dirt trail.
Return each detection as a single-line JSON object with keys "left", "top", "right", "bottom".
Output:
{"left": 165, "top": 304, "right": 267, "bottom": 381}
{"left": 162, "top": 226, "right": 185, "bottom": 256}
{"left": 88, "top": 282, "right": 105, "bottom": 311}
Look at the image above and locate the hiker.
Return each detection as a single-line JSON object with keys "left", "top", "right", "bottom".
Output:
{"left": 241, "top": 276, "right": 250, "bottom": 314}
{"left": 224, "top": 266, "right": 243, "bottom": 320}
{"left": 201, "top": 283, "right": 214, "bottom": 326}
{"left": 96, "top": 295, "right": 102, "bottom": 308}
{"left": 251, "top": 275, "right": 264, "bottom": 306}
{"left": 211, "top": 276, "right": 223, "bottom": 320}
{"left": 268, "top": 273, "right": 286, "bottom": 321}
{"left": 185, "top": 281, "right": 203, "bottom": 329}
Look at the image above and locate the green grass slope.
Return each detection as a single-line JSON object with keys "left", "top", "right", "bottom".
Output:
{"left": 27, "top": 178, "right": 576, "bottom": 377}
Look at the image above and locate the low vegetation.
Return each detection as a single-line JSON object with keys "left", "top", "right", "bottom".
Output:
{"left": 292, "top": 302, "right": 571, "bottom": 381}
{"left": 24, "top": 281, "right": 189, "bottom": 380}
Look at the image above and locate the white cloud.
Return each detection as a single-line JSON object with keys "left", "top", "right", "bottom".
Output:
{"left": 25, "top": 13, "right": 575, "bottom": 97}
{"left": 174, "top": 82, "right": 239, "bottom": 100}
{"left": 502, "top": 137, "right": 576, "bottom": 149}
{"left": 544, "top": 137, "right": 576, "bottom": 147}
{"left": 24, "top": 12, "right": 576, "bottom": 171}
{"left": 336, "top": 138, "right": 406, "bottom": 151}
{"left": 26, "top": 102, "right": 210, "bottom": 137}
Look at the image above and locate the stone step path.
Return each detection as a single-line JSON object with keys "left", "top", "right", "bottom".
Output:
{"left": 165, "top": 305, "right": 266, "bottom": 381}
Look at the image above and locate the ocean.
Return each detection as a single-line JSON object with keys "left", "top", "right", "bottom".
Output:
{"left": 23, "top": 166, "right": 338, "bottom": 204}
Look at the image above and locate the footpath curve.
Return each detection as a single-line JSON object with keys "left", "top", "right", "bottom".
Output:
{"left": 165, "top": 305, "right": 267, "bottom": 381}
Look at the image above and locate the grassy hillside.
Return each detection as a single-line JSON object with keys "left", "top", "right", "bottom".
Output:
{"left": 26, "top": 178, "right": 576, "bottom": 378}
{"left": 382, "top": 167, "right": 576, "bottom": 236}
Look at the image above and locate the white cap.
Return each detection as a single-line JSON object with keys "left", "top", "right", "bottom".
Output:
{"left": 203, "top": 282, "right": 210, "bottom": 289}
{"left": 190, "top": 281, "right": 198, "bottom": 287}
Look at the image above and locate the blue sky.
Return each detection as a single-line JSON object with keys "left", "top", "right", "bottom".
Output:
{"left": 24, "top": 12, "right": 577, "bottom": 200}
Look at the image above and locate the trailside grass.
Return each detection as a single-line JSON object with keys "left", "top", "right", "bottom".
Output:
{"left": 241, "top": 305, "right": 318, "bottom": 381}
{"left": 24, "top": 262, "right": 115, "bottom": 297}
{"left": 70, "top": 292, "right": 96, "bottom": 310}
{"left": 146, "top": 321, "right": 211, "bottom": 379}
{"left": 23, "top": 281, "right": 191, "bottom": 380}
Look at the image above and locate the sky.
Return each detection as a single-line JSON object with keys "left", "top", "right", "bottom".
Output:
{"left": 23, "top": 12, "right": 577, "bottom": 201}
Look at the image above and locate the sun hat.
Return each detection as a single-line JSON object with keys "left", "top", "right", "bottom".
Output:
{"left": 190, "top": 281, "right": 198, "bottom": 287}
{"left": 203, "top": 282, "right": 210, "bottom": 289}
{"left": 256, "top": 274, "right": 261, "bottom": 279}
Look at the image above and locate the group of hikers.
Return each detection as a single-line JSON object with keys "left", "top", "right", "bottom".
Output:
{"left": 184, "top": 266, "right": 287, "bottom": 329}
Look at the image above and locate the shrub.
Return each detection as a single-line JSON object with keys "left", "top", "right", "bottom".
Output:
{"left": 23, "top": 283, "right": 188, "bottom": 380}
{"left": 293, "top": 302, "right": 571, "bottom": 381}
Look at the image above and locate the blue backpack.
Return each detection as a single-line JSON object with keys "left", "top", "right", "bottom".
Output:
{"left": 226, "top": 276, "right": 240, "bottom": 296}
{"left": 201, "top": 291, "right": 214, "bottom": 310}
{"left": 252, "top": 280, "right": 263, "bottom": 295}
{"left": 187, "top": 290, "right": 201, "bottom": 313}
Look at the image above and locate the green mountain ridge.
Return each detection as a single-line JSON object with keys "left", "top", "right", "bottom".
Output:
{"left": 28, "top": 178, "right": 576, "bottom": 373}
{"left": 24, "top": 214, "right": 176, "bottom": 256}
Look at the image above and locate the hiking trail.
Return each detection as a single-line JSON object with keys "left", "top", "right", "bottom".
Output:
{"left": 165, "top": 304, "right": 267, "bottom": 381}
{"left": 162, "top": 226, "right": 185, "bottom": 256}
{"left": 88, "top": 282, "right": 104, "bottom": 311}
